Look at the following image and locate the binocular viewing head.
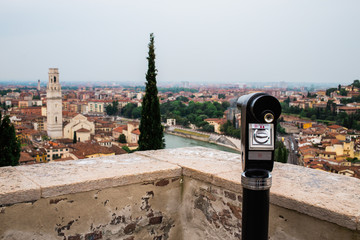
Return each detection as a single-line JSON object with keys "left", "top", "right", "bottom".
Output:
{"left": 237, "top": 93, "right": 281, "bottom": 124}
{"left": 237, "top": 93, "right": 282, "bottom": 172}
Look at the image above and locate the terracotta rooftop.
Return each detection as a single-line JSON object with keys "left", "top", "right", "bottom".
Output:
{"left": 131, "top": 129, "right": 140, "bottom": 135}
{"left": 328, "top": 125, "right": 343, "bottom": 130}
{"left": 19, "top": 152, "right": 34, "bottom": 163}
{"left": 113, "top": 127, "right": 123, "bottom": 133}
{"left": 71, "top": 142, "right": 115, "bottom": 159}
{"left": 76, "top": 128, "right": 91, "bottom": 133}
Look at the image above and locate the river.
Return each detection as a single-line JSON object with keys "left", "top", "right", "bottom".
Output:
{"left": 164, "top": 133, "right": 240, "bottom": 154}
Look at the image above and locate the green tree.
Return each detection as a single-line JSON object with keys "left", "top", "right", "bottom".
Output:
{"left": 284, "top": 97, "right": 290, "bottom": 105}
{"left": 352, "top": 79, "right": 360, "bottom": 88}
{"left": 274, "top": 141, "right": 288, "bottom": 163}
{"left": 106, "top": 101, "right": 119, "bottom": 116}
{"left": 326, "top": 88, "right": 337, "bottom": 96}
{"left": 218, "top": 94, "right": 226, "bottom": 99}
{"left": 276, "top": 122, "right": 286, "bottom": 134}
{"left": 118, "top": 134, "right": 127, "bottom": 143}
{"left": 0, "top": 113, "right": 21, "bottom": 167}
{"left": 220, "top": 120, "right": 241, "bottom": 138}
{"left": 73, "top": 131, "right": 77, "bottom": 143}
{"left": 122, "top": 145, "right": 132, "bottom": 153}
{"left": 138, "top": 33, "right": 165, "bottom": 151}
{"left": 176, "top": 96, "right": 189, "bottom": 102}
{"left": 201, "top": 122, "right": 214, "bottom": 132}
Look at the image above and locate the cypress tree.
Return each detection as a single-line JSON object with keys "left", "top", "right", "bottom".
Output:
{"left": 0, "top": 112, "right": 20, "bottom": 166}
{"left": 138, "top": 33, "right": 165, "bottom": 150}
{"left": 73, "top": 131, "right": 77, "bottom": 143}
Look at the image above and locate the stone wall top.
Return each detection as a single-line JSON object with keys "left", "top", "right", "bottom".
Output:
{"left": 1, "top": 147, "right": 359, "bottom": 231}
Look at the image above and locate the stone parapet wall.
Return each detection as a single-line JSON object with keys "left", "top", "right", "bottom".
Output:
{"left": 1, "top": 147, "right": 359, "bottom": 239}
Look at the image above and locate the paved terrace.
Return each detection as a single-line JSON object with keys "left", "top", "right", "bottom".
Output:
{"left": 0, "top": 147, "right": 359, "bottom": 239}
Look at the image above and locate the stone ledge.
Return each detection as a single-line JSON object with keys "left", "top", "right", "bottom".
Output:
{"left": 0, "top": 154, "right": 181, "bottom": 204}
{"left": 0, "top": 147, "right": 359, "bottom": 232}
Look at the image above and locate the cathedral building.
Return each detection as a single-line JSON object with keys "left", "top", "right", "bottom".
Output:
{"left": 63, "top": 114, "right": 95, "bottom": 142}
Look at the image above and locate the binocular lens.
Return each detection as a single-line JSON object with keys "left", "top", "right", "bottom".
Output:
{"left": 264, "top": 113, "right": 274, "bottom": 123}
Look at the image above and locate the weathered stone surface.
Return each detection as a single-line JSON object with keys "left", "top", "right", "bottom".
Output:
{"left": 137, "top": 147, "right": 242, "bottom": 186}
{"left": 14, "top": 154, "right": 181, "bottom": 198}
{"left": 0, "top": 167, "right": 40, "bottom": 205}
{"left": 0, "top": 179, "right": 181, "bottom": 240}
{"left": 212, "top": 171, "right": 243, "bottom": 193}
{"left": 137, "top": 147, "right": 242, "bottom": 174}
{"left": 271, "top": 162, "right": 360, "bottom": 230}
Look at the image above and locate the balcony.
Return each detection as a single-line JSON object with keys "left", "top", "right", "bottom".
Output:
{"left": 0, "top": 147, "right": 359, "bottom": 239}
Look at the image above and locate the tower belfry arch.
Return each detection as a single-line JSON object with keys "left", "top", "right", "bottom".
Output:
{"left": 46, "top": 68, "right": 63, "bottom": 139}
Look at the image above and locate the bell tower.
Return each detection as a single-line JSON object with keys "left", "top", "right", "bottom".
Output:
{"left": 46, "top": 68, "right": 63, "bottom": 139}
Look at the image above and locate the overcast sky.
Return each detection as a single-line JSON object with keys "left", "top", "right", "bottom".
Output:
{"left": 1, "top": 0, "right": 359, "bottom": 85}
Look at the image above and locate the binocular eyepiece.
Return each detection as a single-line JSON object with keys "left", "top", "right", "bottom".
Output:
{"left": 237, "top": 93, "right": 281, "bottom": 124}
{"left": 237, "top": 92, "right": 282, "bottom": 172}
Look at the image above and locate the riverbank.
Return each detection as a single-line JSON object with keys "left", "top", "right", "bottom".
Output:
{"left": 164, "top": 133, "right": 240, "bottom": 154}
{"left": 165, "top": 126, "right": 240, "bottom": 152}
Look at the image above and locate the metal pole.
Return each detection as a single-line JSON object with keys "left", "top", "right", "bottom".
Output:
{"left": 241, "top": 169, "right": 272, "bottom": 240}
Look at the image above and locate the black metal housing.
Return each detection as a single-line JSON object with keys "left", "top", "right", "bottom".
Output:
{"left": 237, "top": 92, "right": 281, "bottom": 172}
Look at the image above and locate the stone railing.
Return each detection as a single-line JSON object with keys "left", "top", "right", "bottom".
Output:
{"left": 0, "top": 147, "right": 359, "bottom": 240}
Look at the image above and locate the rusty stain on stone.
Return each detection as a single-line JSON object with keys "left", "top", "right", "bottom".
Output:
{"left": 149, "top": 216, "right": 163, "bottom": 225}
{"left": 147, "top": 211, "right": 154, "bottom": 218}
{"left": 224, "top": 191, "right": 236, "bottom": 201}
{"left": 85, "top": 230, "right": 102, "bottom": 240}
{"left": 124, "top": 223, "right": 136, "bottom": 235}
{"left": 50, "top": 198, "right": 67, "bottom": 204}
{"left": 171, "top": 177, "right": 180, "bottom": 182}
{"left": 227, "top": 202, "right": 241, "bottom": 219}
{"left": 155, "top": 179, "right": 169, "bottom": 187}
{"left": 68, "top": 234, "right": 81, "bottom": 240}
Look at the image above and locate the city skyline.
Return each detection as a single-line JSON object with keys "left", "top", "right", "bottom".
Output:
{"left": 1, "top": 0, "right": 360, "bottom": 84}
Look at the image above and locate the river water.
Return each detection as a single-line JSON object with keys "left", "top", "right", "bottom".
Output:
{"left": 164, "top": 133, "right": 240, "bottom": 154}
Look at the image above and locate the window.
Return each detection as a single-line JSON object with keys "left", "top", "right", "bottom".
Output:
{"left": 54, "top": 76, "right": 56, "bottom": 83}
{"left": 55, "top": 116, "right": 57, "bottom": 123}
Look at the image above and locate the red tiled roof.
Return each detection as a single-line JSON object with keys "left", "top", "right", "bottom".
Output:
{"left": 131, "top": 129, "right": 140, "bottom": 135}
{"left": 113, "top": 127, "right": 123, "bottom": 133}
{"left": 76, "top": 128, "right": 91, "bottom": 133}
{"left": 19, "top": 152, "right": 34, "bottom": 163}
{"left": 328, "top": 125, "right": 343, "bottom": 129}
{"left": 71, "top": 142, "right": 115, "bottom": 159}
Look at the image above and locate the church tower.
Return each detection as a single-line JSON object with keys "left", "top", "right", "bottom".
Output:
{"left": 47, "top": 68, "right": 63, "bottom": 139}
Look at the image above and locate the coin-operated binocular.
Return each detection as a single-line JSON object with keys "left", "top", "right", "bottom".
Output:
{"left": 237, "top": 92, "right": 282, "bottom": 172}
{"left": 237, "top": 92, "right": 281, "bottom": 240}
